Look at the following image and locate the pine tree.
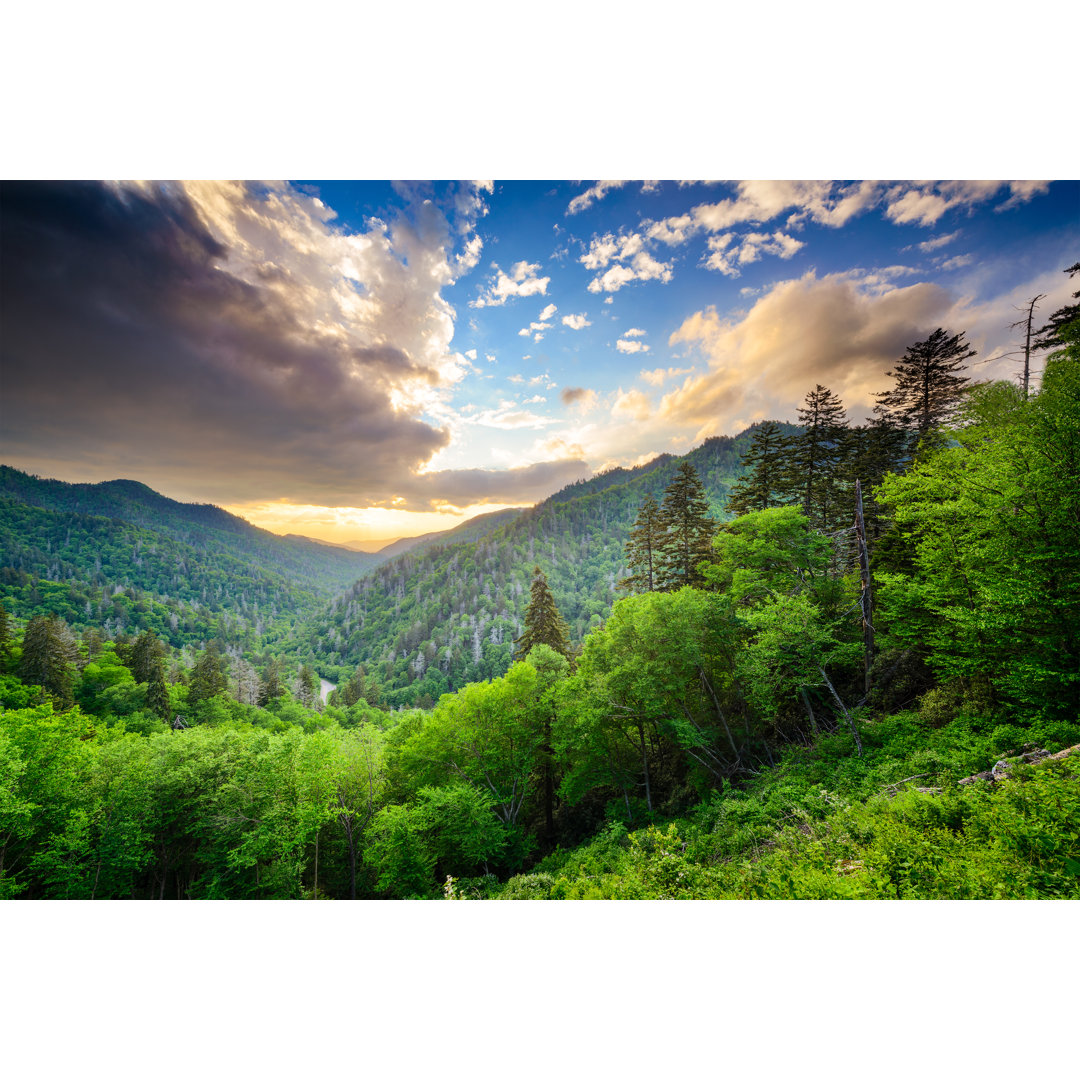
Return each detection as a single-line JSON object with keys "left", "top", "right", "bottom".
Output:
{"left": 19, "top": 614, "right": 77, "bottom": 704}
{"left": 875, "top": 327, "right": 975, "bottom": 443}
{"left": 837, "top": 418, "right": 909, "bottom": 544}
{"left": 146, "top": 661, "right": 170, "bottom": 720}
{"left": 790, "top": 386, "right": 848, "bottom": 529}
{"left": 127, "top": 630, "right": 166, "bottom": 685}
{"left": 1032, "top": 261, "right": 1080, "bottom": 354}
{"left": 0, "top": 601, "right": 10, "bottom": 661}
{"left": 259, "top": 656, "right": 285, "bottom": 705}
{"left": 514, "top": 566, "right": 572, "bottom": 660}
{"left": 619, "top": 494, "right": 664, "bottom": 593}
{"left": 727, "top": 422, "right": 793, "bottom": 517}
{"left": 656, "top": 462, "right": 716, "bottom": 591}
{"left": 188, "top": 642, "right": 227, "bottom": 708}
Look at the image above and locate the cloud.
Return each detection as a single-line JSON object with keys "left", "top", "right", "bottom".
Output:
{"left": 402, "top": 458, "right": 591, "bottom": 510}
{"left": 538, "top": 302, "right": 558, "bottom": 321}
{"left": 616, "top": 338, "right": 650, "bottom": 354}
{"left": 611, "top": 389, "right": 652, "bottom": 421}
{"left": 640, "top": 366, "right": 693, "bottom": 387}
{"left": 883, "top": 181, "right": 1051, "bottom": 227}
{"left": 567, "top": 180, "right": 660, "bottom": 216}
{"left": 0, "top": 180, "right": 489, "bottom": 507}
{"left": 587, "top": 250, "right": 673, "bottom": 294}
{"left": 703, "top": 230, "right": 804, "bottom": 276}
{"left": 917, "top": 230, "right": 960, "bottom": 253}
{"left": 622, "top": 327, "right": 647, "bottom": 337}
{"left": 467, "top": 406, "right": 559, "bottom": 430}
{"left": 940, "top": 253, "right": 974, "bottom": 271}
{"left": 471, "top": 260, "right": 550, "bottom": 307}
{"left": 662, "top": 269, "right": 956, "bottom": 438}
{"left": 560, "top": 386, "right": 598, "bottom": 412}
{"left": 562, "top": 313, "right": 591, "bottom": 329}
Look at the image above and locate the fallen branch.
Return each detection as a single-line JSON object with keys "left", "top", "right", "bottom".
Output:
{"left": 958, "top": 743, "right": 1080, "bottom": 785}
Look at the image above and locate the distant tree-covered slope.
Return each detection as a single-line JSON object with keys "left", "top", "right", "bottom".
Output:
{"left": 0, "top": 466, "right": 376, "bottom": 649}
{"left": 304, "top": 426, "right": 798, "bottom": 707}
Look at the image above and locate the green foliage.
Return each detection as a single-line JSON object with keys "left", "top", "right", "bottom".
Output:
{"left": 876, "top": 363, "right": 1080, "bottom": 718}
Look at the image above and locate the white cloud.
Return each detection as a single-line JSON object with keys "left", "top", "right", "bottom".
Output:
{"left": 538, "top": 302, "right": 558, "bottom": 321}
{"left": 917, "top": 230, "right": 960, "bottom": 253}
{"left": 471, "top": 260, "right": 550, "bottom": 307}
{"left": 567, "top": 181, "right": 628, "bottom": 215}
{"left": 884, "top": 181, "right": 1051, "bottom": 227}
{"left": 940, "top": 253, "right": 974, "bottom": 271}
{"left": 586, "top": 250, "right": 673, "bottom": 294}
{"left": 464, "top": 348, "right": 477, "bottom": 360}
{"left": 467, "top": 405, "right": 559, "bottom": 430}
{"left": 523, "top": 394, "right": 547, "bottom": 404}
{"left": 622, "top": 327, "right": 647, "bottom": 337}
{"left": 616, "top": 338, "right": 650, "bottom": 354}
{"left": 562, "top": 313, "right": 591, "bottom": 329}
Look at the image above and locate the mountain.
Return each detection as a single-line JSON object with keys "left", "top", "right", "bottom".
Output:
{"left": 0, "top": 466, "right": 376, "bottom": 649}
{"left": 303, "top": 426, "right": 797, "bottom": 707}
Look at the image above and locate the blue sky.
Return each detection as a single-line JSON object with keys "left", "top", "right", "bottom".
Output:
{"left": 2, "top": 179, "right": 1077, "bottom": 543}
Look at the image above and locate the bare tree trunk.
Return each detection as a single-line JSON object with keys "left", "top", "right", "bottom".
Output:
{"left": 854, "top": 479, "right": 875, "bottom": 698}
{"left": 638, "top": 723, "right": 653, "bottom": 814}
{"left": 800, "top": 687, "right": 819, "bottom": 735}
{"left": 819, "top": 666, "right": 863, "bottom": 756}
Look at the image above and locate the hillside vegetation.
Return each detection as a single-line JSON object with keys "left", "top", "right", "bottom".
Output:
{"left": 1, "top": 306, "right": 1078, "bottom": 901}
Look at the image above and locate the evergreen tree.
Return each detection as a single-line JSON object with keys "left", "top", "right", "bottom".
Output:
{"left": 656, "top": 462, "right": 716, "bottom": 591}
{"left": 19, "top": 615, "right": 78, "bottom": 704}
{"left": 0, "top": 601, "right": 10, "bottom": 661}
{"left": 146, "top": 661, "right": 171, "bottom": 720}
{"left": 837, "top": 419, "right": 909, "bottom": 544}
{"left": 619, "top": 494, "right": 664, "bottom": 593}
{"left": 1032, "top": 261, "right": 1080, "bottom": 354}
{"left": 514, "top": 567, "right": 572, "bottom": 660}
{"left": 127, "top": 630, "right": 166, "bottom": 685}
{"left": 259, "top": 656, "right": 285, "bottom": 705}
{"left": 791, "top": 385, "right": 848, "bottom": 529}
{"left": 727, "top": 422, "right": 793, "bottom": 517}
{"left": 875, "top": 327, "right": 975, "bottom": 443}
{"left": 294, "top": 664, "right": 320, "bottom": 708}
{"left": 187, "top": 642, "right": 227, "bottom": 708}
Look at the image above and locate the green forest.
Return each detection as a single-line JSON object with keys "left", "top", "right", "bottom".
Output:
{"left": 2, "top": 279, "right": 1078, "bottom": 900}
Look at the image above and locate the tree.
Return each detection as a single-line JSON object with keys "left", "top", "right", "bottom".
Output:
{"left": 187, "top": 643, "right": 227, "bottom": 709}
{"left": 19, "top": 616, "right": 78, "bottom": 704}
{"left": 1032, "top": 261, "right": 1080, "bottom": 354}
{"left": 726, "top": 422, "right": 793, "bottom": 518}
{"left": 514, "top": 567, "right": 572, "bottom": 660}
{"left": 876, "top": 354, "right": 1080, "bottom": 720}
{"left": 875, "top": 328, "right": 975, "bottom": 443}
{"left": 656, "top": 462, "right": 716, "bottom": 591}
{"left": 126, "top": 631, "right": 166, "bottom": 685}
{"left": 790, "top": 385, "right": 848, "bottom": 530}
{"left": 0, "top": 602, "right": 11, "bottom": 662}
{"left": 259, "top": 657, "right": 285, "bottom": 706}
{"left": 619, "top": 494, "right": 664, "bottom": 593}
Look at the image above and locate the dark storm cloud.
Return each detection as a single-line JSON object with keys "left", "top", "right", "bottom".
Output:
{"left": 0, "top": 181, "right": 449, "bottom": 504}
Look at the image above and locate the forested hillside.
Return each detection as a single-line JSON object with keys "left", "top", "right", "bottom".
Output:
{"left": 305, "top": 427, "right": 798, "bottom": 706}
{"left": 0, "top": 467, "right": 376, "bottom": 651}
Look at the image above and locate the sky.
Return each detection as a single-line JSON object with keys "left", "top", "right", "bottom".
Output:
{"left": 2, "top": 179, "right": 1077, "bottom": 543}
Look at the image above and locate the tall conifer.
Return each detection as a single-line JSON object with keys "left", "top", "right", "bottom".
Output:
{"left": 514, "top": 567, "right": 572, "bottom": 660}
{"left": 619, "top": 494, "right": 664, "bottom": 593}
{"left": 727, "top": 422, "right": 793, "bottom": 518}
{"left": 791, "top": 386, "right": 848, "bottom": 529}
{"left": 875, "top": 327, "right": 974, "bottom": 442}
{"left": 656, "top": 462, "right": 716, "bottom": 591}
